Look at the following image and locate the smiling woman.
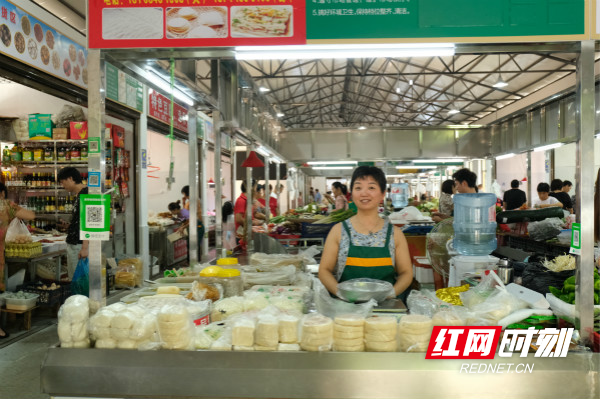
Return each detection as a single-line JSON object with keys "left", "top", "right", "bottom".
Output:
{"left": 318, "top": 166, "right": 414, "bottom": 303}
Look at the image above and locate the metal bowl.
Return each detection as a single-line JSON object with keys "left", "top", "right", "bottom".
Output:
{"left": 337, "top": 279, "right": 392, "bottom": 303}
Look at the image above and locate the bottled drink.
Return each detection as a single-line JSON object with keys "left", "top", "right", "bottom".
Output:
{"left": 452, "top": 193, "right": 498, "bottom": 256}
{"left": 33, "top": 146, "right": 43, "bottom": 162}
{"left": 65, "top": 147, "right": 71, "bottom": 162}
{"left": 81, "top": 145, "right": 88, "bottom": 162}
{"left": 45, "top": 173, "right": 51, "bottom": 187}
{"left": 59, "top": 196, "right": 65, "bottom": 212}
{"left": 11, "top": 145, "right": 22, "bottom": 163}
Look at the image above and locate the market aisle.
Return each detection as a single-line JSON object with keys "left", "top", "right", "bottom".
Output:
{"left": 0, "top": 323, "right": 55, "bottom": 399}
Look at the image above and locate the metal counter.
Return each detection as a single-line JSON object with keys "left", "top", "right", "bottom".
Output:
{"left": 41, "top": 348, "right": 598, "bottom": 399}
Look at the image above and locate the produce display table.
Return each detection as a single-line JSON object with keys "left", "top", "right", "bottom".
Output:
{"left": 1, "top": 306, "right": 37, "bottom": 330}
{"left": 40, "top": 349, "right": 598, "bottom": 399}
{"left": 4, "top": 249, "right": 66, "bottom": 287}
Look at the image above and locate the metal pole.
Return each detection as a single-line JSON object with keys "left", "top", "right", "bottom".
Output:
{"left": 200, "top": 120, "right": 209, "bottom": 261}
{"left": 526, "top": 151, "right": 532, "bottom": 208}
{"left": 214, "top": 111, "right": 223, "bottom": 257}
{"left": 575, "top": 40, "right": 595, "bottom": 344}
{"left": 188, "top": 109, "right": 198, "bottom": 264}
{"left": 245, "top": 145, "right": 253, "bottom": 251}
{"left": 86, "top": 49, "right": 106, "bottom": 309}
{"left": 275, "top": 161, "right": 280, "bottom": 215}
{"left": 264, "top": 157, "right": 270, "bottom": 221}
{"left": 137, "top": 85, "right": 150, "bottom": 279}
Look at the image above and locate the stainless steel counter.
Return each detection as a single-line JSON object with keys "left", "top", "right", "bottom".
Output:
{"left": 41, "top": 348, "right": 598, "bottom": 399}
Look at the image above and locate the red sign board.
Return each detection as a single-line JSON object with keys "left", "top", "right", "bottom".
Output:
{"left": 173, "top": 237, "right": 188, "bottom": 260}
{"left": 426, "top": 327, "right": 502, "bottom": 360}
{"left": 88, "top": 0, "right": 306, "bottom": 49}
{"left": 148, "top": 90, "right": 189, "bottom": 132}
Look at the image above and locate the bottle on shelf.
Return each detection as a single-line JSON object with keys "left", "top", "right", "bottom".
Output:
{"left": 11, "top": 144, "right": 22, "bottom": 163}
{"left": 71, "top": 145, "right": 81, "bottom": 162}
{"left": 81, "top": 145, "right": 88, "bottom": 162}
{"left": 57, "top": 146, "right": 66, "bottom": 162}
{"left": 3, "top": 145, "right": 11, "bottom": 165}
{"left": 64, "top": 146, "right": 71, "bottom": 162}
{"left": 59, "top": 196, "right": 65, "bottom": 212}
{"left": 22, "top": 144, "right": 33, "bottom": 162}
{"left": 44, "top": 145, "right": 54, "bottom": 162}
{"left": 33, "top": 145, "right": 43, "bottom": 162}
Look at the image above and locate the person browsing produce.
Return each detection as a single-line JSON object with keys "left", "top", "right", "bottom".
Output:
{"left": 0, "top": 182, "right": 35, "bottom": 339}
{"left": 534, "top": 182, "right": 563, "bottom": 209}
{"left": 319, "top": 166, "right": 413, "bottom": 302}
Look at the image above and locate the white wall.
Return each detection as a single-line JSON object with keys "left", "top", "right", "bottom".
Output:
{"left": 146, "top": 131, "right": 190, "bottom": 213}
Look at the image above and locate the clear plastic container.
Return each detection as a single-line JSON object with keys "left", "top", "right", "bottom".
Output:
{"left": 452, "top": 193, "right": 497, "bottom": 256}
{"left": 216, "top": 269, "right": 243, "bottom": 297}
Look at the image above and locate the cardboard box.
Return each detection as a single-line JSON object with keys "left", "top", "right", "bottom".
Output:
{"left": 52, "top": 128, "right": 68, "bottom": 140}
{"left": 28, "top": 114, "right": 53, "bottom": 140}
{"left": 106, "top": 123, "right": 125, "bottom": 148}
{"left": 69, "top": 121, "right": 88, "bottom": 140}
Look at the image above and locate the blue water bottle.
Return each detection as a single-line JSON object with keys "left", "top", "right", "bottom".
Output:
{"left": 452, "top": 193, "right": 497, "bottom": 255}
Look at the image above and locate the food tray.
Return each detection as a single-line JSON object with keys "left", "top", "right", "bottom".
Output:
{"left": 300, "top": 222, "right": 335, "bottom": 239}
{"left": 5, "top": 294, "right": 39, "bottom": 311}
{"left": 17, "top": 282, "right": 62, "bottom": 306}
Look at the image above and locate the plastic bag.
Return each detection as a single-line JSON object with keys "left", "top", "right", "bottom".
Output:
{"left": 521, "top": 262, "right": 575, "bottom": 295}
{"left": 242, "top": 265, "right": 297, "bottom": 288}
{"left": 57, "top": 295, "right": 90, "bottom": 347}
{"left": 54, "top": 104, "right": 85, "bottom": 128}
{"left": 391, "top": 206, "right": 431, "bottom": 221}
{"left": 398, "top": 315, "right": 432, "bottom": 352}
{"left": 468, "top": 289, "right": 527, "bottom": 326}
{"left": 459, "top": 271, "right": 504, "bottom": 309}
{"left": 300, "top": 314, "right": 333, "bottom": 351}
{"left": 114, "top": 264, "right": 136, "bottom": 289}
{"left": 527, "top": 218, "right": 563, "bottom": 241}
{"left": 5, "top": 218, "right": 32, "bottom": 243}
{"left": 71, "top": 258, "right": 89, "bottom": 297}
{"left": 250, "top": 253, "right": 305, "bottom": 271}
{"left": 157, "top": 304, "right": 195, "bottom": 350}
{"left": 299, "top": 245, "right": 320, "bottom": 265}
{"left": 313, "top": 276, "right": 376, "bottom": 318}
{"left": 406, "top": 289, "right": 452, "bottom": 317}
{"left": 117, "top": 255, "right": 143, "bottom": 287}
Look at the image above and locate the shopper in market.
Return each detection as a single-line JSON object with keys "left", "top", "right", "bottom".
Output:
{"left": 319, "top": 166, "right": 413, "bottom": 302}
{"left": 314, "top": 188, "right": 322, "bottom": 205}
{"left": 503, "top": 179, "right": 527, "bottom": 210}
{"left": 168, "top": 201, "right": 189, "bottom": 221}
{"left": 431, "top": 168, "right": 477, "bottom": 221}
{"left": 178, "top": 185, "right": 204, "bottom": 256}
{"left": 57, "top": 167, "right": 88, "bottom": 280}
{"left": 0, "top": 182, "right": 35, "bottom": 339}
{"left": 258, "top": 184, "right": 278, "bottom": 217}
{"left": 438, "top": 179, "right": 455, "bottom": 216}
{"left": 549, "top": 179, "right": 573, "bottom": 214}
{"left": 324, "top": 181, "right": 349, "bottom": 211}
{"left": 234, "top": 179, "right": 256, "bottom": 236}
{"left": 534, "top": 182, "right": 563, "bottom": 209}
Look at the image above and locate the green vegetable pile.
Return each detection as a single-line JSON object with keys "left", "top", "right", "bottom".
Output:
{"left": 312, "top": 209, "right": 357, "bottom": 224}
{"left": 549, "top": 269, "right": 600, "bottom": 305}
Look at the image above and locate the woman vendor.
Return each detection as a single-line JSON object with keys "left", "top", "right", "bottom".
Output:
{"left": 319, "top": 166, "right": 413, "bottom": 302}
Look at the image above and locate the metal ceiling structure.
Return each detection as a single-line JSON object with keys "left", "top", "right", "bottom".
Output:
{"left": 28, "top": 1, "right": 600, "bottom": 131}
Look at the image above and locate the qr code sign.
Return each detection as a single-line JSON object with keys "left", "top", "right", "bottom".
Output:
{"left": 86, "top": 205, "right": 104, "bottom": 228}
{"left": 89, "top": 174, "right": 100, "bottom": 187}
{"left": 89, "top": 140, "right": 99, "bottom": 152}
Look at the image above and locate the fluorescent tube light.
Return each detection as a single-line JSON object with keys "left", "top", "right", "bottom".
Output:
{"left": 146, "top": 71, "right": 195, "bottom": 106}
{"left": 312, "top": 166, "right": 354, "bottom": 170}
{"left": 235, "top": 43, "right": 455, "bottom": 60}
{"left": 396, "top": 166, "right": 436, "bottom": 170}
{"left": 447, "top": 124, "right": 482, "bottom": 129}
{"left": 448, "top": 109, "right": 460, "bottom": 115}
{"left": 256, "top": 147, "right": 271, "bottom": 158}
{"left": 533, "top": 143, "right": 563, "bottom": 152}
{"left": 495, "top": 153, "right": 515, "bottom": 160}
{"left": 259, "top": 87, "right": 270, "bottom": 92}
{"left": 413, "top": 158, "right": 463, "bottom": 163}
{"left": 307, "top": 161, "right": 358, "bottom": 165}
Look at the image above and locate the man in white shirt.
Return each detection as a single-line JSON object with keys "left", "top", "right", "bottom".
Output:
{"left": 533, "top": 182, "right": 563, "bottom": 209}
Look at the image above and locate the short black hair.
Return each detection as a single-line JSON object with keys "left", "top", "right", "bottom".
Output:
{"left": 563, "top": 180, "right": 573, "bottom": 187}
{"left": 168, "top": 201, "right": 181, "bottom": 211}
{"left": 441, "top": 179, "right": 454, "bottom": 195}
{"left": 57, "top": 167, "right": 82, "bottom": 184}
{"left": 511, "top": 179, "right": 520, "bottom": 189}
{"left": 222, "top": 201, "right": 233, "bottom": 223}
{"left": 452, "top": 168, "right": 477, "bottom": 188}
{"left": 241, "top": 179, "right": 257, "bottom": 193}
{"left": 350, "top": 166, "right": 387, "bottom": 193}
{"left": 550, "top": 179, "right": 563, "bottom": 191}
{"left": 181, "top": 185, "right": 190, "bottom": 197}
{"left": 0, "top": 182, "right": 7, "bottom": 199}
{"left": 537, "top": 182, "right": 550, "bottom": 193}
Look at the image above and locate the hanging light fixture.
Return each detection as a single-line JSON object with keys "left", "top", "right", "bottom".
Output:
{"left": 241, "top": 151, "right": 265, "bottom": 167}
{"left": 493, "top": 54, "right": 508, "bottom": 89}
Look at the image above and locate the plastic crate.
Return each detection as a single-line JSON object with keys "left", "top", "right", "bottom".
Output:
{"left": 300, "top": 222, "right": 336, "bottom": 239}
{"left": 18, "top": 282, "right": 63, "bottom": 306}
{"left": 61, "top": 284, "right": 72, "bottom": 303}
{"left": 507, "top": 235, "right": 570, "bottom": 258}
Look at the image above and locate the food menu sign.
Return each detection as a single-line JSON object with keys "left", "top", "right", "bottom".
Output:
{"left": 105, "top": 61, "right": 144, "bottom": 112}
{"left": 0, "top": 0, "right": 87, "bottom": 87}
{"left": 88, "top": 0, "right": 306, "bottom": 49}
{"left": 148, "top": 89, "right": 189, "bottom": 132}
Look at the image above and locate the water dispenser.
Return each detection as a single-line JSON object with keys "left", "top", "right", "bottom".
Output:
{"left": 452, "top": 193, "right": 497, "bottom": 256}
{"left": 390, "top": 182, "right": 409, "bottom": 210}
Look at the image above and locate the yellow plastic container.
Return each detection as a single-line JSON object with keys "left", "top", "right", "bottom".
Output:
{"left": 199, "top": 266, "right": 223, "bottom": 277}
{"left": 216, "top": 257, "right": 238, "bottom": 266}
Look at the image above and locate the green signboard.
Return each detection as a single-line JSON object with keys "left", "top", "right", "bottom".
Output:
{"left": 79, "top": 194, "right": 111, "bottom": 241}
{"left": 307, "top": 0, "right": 584, "bottom": 41}
{"left": 105, "top": 62, "right": 144, "bottom": 112}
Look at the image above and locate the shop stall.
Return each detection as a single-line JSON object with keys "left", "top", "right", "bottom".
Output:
{"left": 36, "top": 0, "right": 600, "bottom": 398}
